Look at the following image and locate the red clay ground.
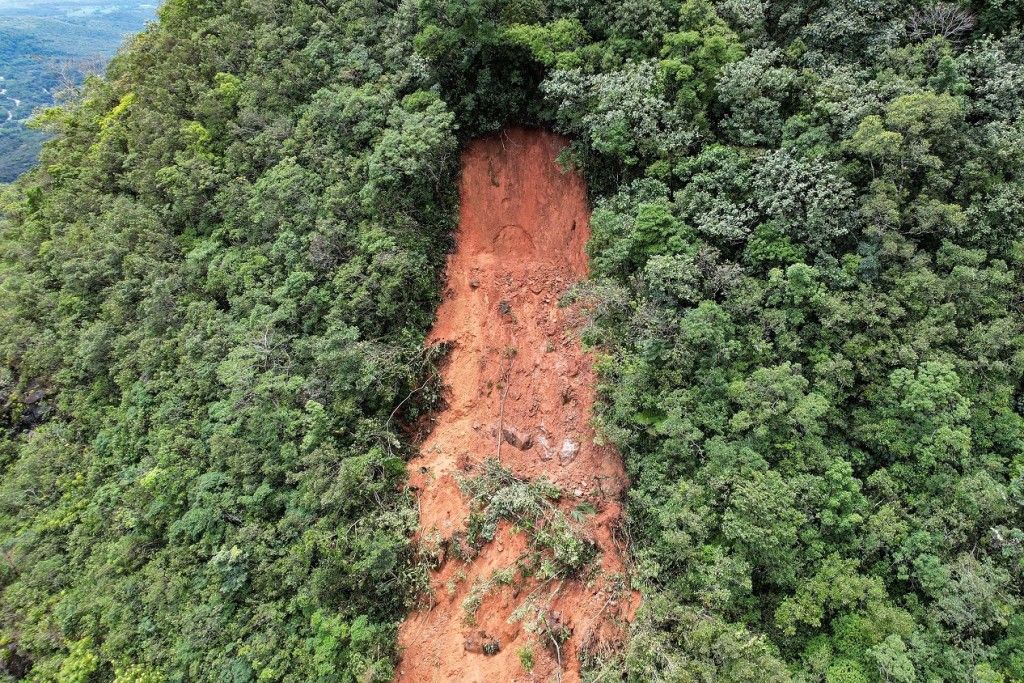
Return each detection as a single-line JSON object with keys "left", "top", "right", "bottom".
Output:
{"left": 395, "top": 128, "right": 635, "bottom": 683}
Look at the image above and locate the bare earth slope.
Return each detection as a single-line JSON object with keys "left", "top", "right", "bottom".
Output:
{"left": 396, "top": 128, "right": 633, "bottom": 683}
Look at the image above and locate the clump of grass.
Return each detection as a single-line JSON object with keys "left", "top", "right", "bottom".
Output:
{"left": 579, "top": 641, "right": 626, "bottom": 683}
{"left": 492, "top": 566, "right": 515, "bottom": 586}
{"left": 519, "top": 646, "right": 535, "bottom": 671}
{"left": 445, "top": 568, "right": 467, "bottom": 595}
{"left": 461, "top": 565, "right": 523, "bottom": 624}
{"left": 461, "top": 578, "right": 489, "bottom": 625}
{"left": 455, "top": 460, "right": 601, "bottom": 674}
{"left": 418, "top": 528, "right": 445, "bottom": 569}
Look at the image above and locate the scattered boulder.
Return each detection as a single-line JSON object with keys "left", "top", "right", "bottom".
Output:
{"left": 483, "top": 638, "right": 501, "bottom": 656}
{"left": 536, "top": 431, "right": 555, "bottom": 461}
{"left": 464, "top": 632, "right": 501, "bottom": 656}
{"left": 22, "top": 387, "right": 47, "bottom": 404}
{"left": 0, "top": 643, "right": 31, "bottom": 678}
{"left": 501, "top": 426, "right": 533, "bottom": 450}
{"left": 559, "top": 439, "right": 580, "bottom": 464}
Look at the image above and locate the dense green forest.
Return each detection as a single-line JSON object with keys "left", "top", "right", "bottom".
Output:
{"left": 0, "top": 1, "right": 155, "bottom": 181}
{"left": 1, "top": 0, "right": 1023, "bottom": 681}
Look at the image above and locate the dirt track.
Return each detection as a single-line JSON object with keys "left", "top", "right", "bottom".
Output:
{"left": 395, "top": 128, "right": 634, "bottom": 683}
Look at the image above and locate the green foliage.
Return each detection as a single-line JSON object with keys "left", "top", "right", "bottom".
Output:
{"left": 0, "top": 2, "right": 457, "bottom": 679}
{"left": 501, "top": 19, "right": 589, "bottom": 68}
{"left": 536, "top": 2, "right": 1024, "bottom": 680}
{"left": 518, "top": 646, "right": 535, "bottom": 671}
{"left": 624, "top": 595, "right": 790, "bottom": 681}
{"left": 57, "top": 638, "right": 100, "bottom": 683}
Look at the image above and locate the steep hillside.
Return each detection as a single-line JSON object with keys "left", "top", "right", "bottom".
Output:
{"left": 1, "top": 0, "right": 1023, "bottom": 682}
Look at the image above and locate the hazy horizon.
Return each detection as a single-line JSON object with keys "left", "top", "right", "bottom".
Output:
{"left": 0, "top": 0, "right": 156, "bottom": 181}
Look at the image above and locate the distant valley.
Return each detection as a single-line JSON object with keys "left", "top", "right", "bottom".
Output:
{"left": 0, "top": 1, "right": 156, "bottom": 181}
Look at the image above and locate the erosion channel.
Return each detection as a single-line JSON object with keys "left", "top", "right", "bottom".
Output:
{"left": 396, "top": 128, "right": 634, "bottom": 683}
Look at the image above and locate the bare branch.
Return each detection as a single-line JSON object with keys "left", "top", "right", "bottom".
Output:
{"left": 908, "top": 3, "right": 977, "bottom": 42}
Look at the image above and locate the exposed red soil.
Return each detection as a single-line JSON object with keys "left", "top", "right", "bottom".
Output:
{"left": 395, "top": 128, "right": 635, "bottom": 683}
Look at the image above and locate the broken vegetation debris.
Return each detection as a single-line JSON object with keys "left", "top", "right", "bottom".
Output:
{"left": 458, "top": 458, "right": 598, "bottom": 579}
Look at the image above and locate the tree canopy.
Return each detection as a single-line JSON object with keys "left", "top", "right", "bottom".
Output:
{"left": 1, "top": 0, "right": 1023, "bottom": 681}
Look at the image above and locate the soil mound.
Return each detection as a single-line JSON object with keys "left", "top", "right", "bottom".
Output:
{"left": 395, "top": 128, "right": 634, "bottom": 683}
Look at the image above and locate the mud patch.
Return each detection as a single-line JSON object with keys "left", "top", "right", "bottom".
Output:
{"left": 395, "top": 128, "right": 635, "bottom": 683}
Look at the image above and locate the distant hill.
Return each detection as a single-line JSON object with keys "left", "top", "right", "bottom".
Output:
{"left": 0, "top": 1, "right": 155, "bottom": 182}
